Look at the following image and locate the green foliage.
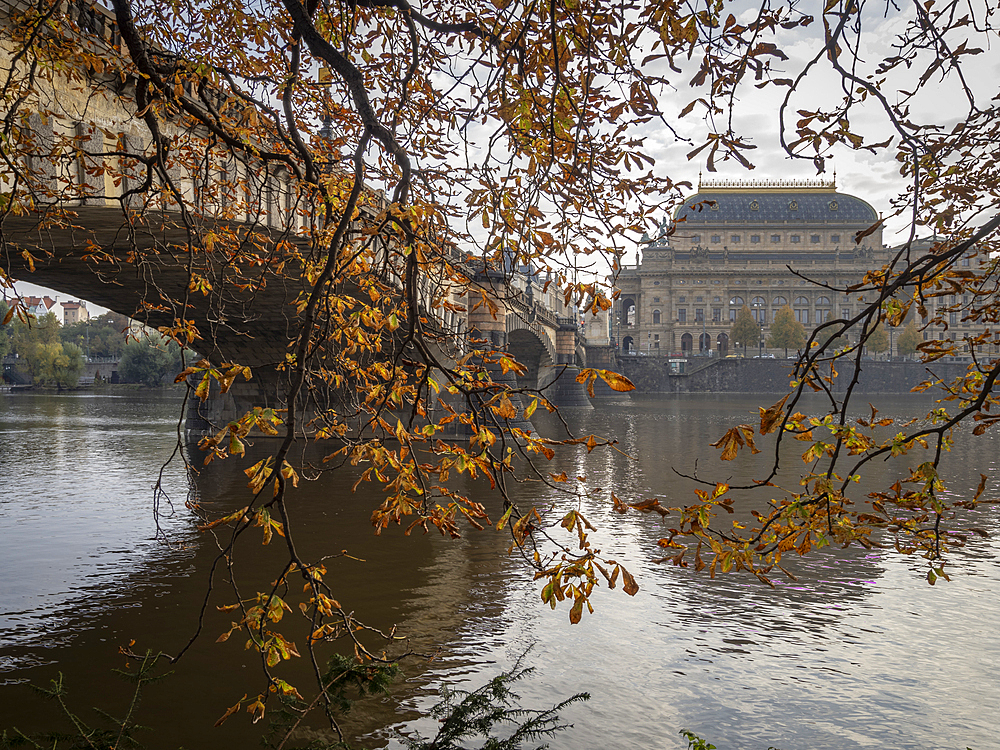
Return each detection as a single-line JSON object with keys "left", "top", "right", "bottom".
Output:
{"left": 730, "top": 306, "right": 759, "bottom": 355}
{"left": 867, "top": 323, "right": 890, "bottom": 355}
{"left": 0, "top": 301, "right": 10, "bottom": 360}
{"left": 0, "top": 651, "right": 168, "bottom": 750}
{"left": 896, "top": 320, "right": 922, "bottom": 359}
{"left": 118, "top": 336, "right": 182, "bottom": 387}
{"left": 60, "top": 312, "right": 129, "bottom": 359}
{"left": 9, "top": 312, "right": 83, "bottom": 387}
{"left": 260, "top": 654, "right": 399, "bottom": 749}
{"left": 680, "top": 730, "right": 717, "bottom": 750}
{"left": 3, "top": 649, "right": 585, "bottom": 750}
{"left": 815, "top": 326, "right": 848, "bottom": 353}
{"left": 767, "top": 305, "right": 805, "bottom": 356}
{"left": 400, "top": 651, "right": 589, "bottom": 750}
{"left": 680, "top": 730, "right": 784, "bottom": 750}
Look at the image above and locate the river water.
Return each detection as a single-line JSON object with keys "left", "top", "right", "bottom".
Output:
{"left": 0, "top": 391, "right": 997, "bottom": 749}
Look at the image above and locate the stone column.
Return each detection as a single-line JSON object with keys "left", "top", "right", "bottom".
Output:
{"left": 546, "top": 317, "right": 593, "bottom": 408}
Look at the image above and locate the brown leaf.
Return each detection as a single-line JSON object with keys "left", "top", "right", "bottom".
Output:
{"left": 759, "top": 395, "right": 788, "bottom": 435}
{"left": 621, "top": 566, "right": 640, "bottom": 596}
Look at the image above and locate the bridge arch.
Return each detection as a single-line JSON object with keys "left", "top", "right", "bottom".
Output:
{"left": 505, "top": 325, "right": 556, "bottom": 391}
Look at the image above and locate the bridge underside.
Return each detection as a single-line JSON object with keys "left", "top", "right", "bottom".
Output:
{"left": 2, "top": 206, "right": 306, "bottom": 368}
{"left": 1, "top": 207, "right": 568, "bottom": 435}
{"left": 1, "top": 207, "right": 428, "bottom": 433}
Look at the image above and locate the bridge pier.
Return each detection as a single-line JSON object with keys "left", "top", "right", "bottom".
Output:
{"left": 539, "top": 318, "right": 593, "bottom": 409}
{"left": 466, "top": 275, "right": 536, "bottom": 435}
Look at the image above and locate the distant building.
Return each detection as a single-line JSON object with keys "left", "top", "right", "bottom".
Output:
{"left": 60, "top": 300, "right": 89, "bottom": 326}
{"left": 22, "top": 295, "right": 59, "bottom": 319}
{"left": 614, "top": 178, "right": 888, "bottom": 357}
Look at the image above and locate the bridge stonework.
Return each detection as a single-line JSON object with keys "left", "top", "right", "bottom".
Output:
{"left": 0, "top": 2, "right": 607, "bottom": 437}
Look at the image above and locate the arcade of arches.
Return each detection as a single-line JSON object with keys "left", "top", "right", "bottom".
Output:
{"left": 613, "top": 179, "right": 888, "bottom": 358}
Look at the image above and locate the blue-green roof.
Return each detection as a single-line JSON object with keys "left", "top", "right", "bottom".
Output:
{"left": 674, "top": 190, "right": 878, "bottom": 226}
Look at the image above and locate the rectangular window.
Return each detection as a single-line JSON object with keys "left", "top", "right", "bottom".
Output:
{"left": 795, "top": 309, "right": 809, "bottom": 325}
{"left": 678, "top": 308, "right": 687, "bottom": 323}
{"left": 712, "top": 308, "right": 722, "bottom": 322}
{"left": 950, "top": 312, "right": 957, "bottom": 326}
{"left": 692, "top": 234, "right": 701, "bottom": 243}
{"left": 729, "top": 309, "right": 737, "bottom": 322}
{"left": 811, "top": 234, "right": 821, "bottom": 244}
{"left": 695, "top": 308, "right": 704, "bottom": 323}
{"left": 790, "top": 234, "right": 801, "bottom": 243}
{"left": 841, "top": 307, "right": 851, "bottom": 318}
{"left": 731, "top": 234, "right": 741, "bottom": 243}
{"left": 961, "top": 256, "right": 970, "bottom": 267}
{"left": 711, "top": 235, "right": 721, "bottom": 243}
{"left": 831, "top": 234, "right": 840, "bottom": 243}
{"left": 771, "top": 234, "right": 781, "bottom": 243}
{"left": 653, "top": 297, "right": 660, "bottom": 303}
{"left": 751, "top": 234, "right": 761, "bottom": 243}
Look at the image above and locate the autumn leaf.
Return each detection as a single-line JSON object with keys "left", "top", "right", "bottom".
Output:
{"left": 214, "top": 695, "right": 247, "bottom": 727}
{"left": 759, "top": 395, "right": 788, "bottom": 435}
{"left": 597, "top": 369, "right": 635, "bottom": 392}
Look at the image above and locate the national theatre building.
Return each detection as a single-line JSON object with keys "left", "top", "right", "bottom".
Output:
{"left": 614, "top": 178, "right": 888, "bottom": 357}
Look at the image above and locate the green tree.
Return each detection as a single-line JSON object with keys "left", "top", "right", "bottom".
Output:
{"left": 730, "top": 306, "right": 759, "bottom": 356}
{"left": 118, "top": 336, "right": 183, "bottom": 387}
{"left": 867, "top": 324, "right": 890, "bottom": 359}
{"left": 0, "top": 300, "right": 11, "bottom": 360}
{"left": 10, "top": 312, "right": 83, "bottom": 387}
{"left": 767, "top": 305, "right": 806, "bottom": 358}
{"left": 896, "top": 321, "right": 922, "bottom": 360}
{"left": 61, "top": 311, "right": 128, "bottom": 359}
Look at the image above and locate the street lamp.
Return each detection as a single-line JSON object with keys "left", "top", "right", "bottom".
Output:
{"left": 752, "top": 301, "right": 764, "bottom": 357}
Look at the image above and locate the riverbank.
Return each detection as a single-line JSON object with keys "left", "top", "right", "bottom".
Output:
{"left": 614, "top": 356, "right": 970, "bottom": 394}
{"left": 1, "top": 382, "right": 183, "bottom": 394}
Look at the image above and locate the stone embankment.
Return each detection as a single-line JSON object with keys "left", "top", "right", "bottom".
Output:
{"left": 614, "top": 356, "right": 971, "bottom": 395}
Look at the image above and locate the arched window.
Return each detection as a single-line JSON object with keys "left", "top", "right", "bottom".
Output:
{"left": 773, "top": 296, "right": 787, "bottom": 307}
{"left": 750, "top": 296, "right": 767, "bottom": 323}
{"left": 751, "top": 296, "right": 766, "bottom": 305}
{"left": 794, "top": 296, "right": 810, "bottom": 325}
{"left": 816, "top": 296, "right": 832, "bottom": 323}
{"left": 652, "top": 309, "right": 661, "bottom": 325}
{"left": 730, "top": 296, "right": 744, "bottom": 306}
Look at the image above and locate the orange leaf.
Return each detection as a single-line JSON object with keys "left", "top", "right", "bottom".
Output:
{"left": 597, "top": 369, "right": 635, "bottom": 392}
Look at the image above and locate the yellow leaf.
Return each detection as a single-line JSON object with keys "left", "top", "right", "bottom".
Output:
{"left": 597, "top": 369, "right": 635, "bottom": 392}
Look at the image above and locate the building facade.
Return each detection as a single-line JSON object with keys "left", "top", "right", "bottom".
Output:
{"left": 614, "top": 178, "right": 887, "bottom": 357}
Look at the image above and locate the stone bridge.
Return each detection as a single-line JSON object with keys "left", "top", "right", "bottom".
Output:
{"left": 0, "top": 0, "right": 605, "bottom": 430}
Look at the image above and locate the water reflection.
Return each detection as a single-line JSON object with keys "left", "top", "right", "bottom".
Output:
{"left": 0, "top": 392, "right": 997, "bottom": 750}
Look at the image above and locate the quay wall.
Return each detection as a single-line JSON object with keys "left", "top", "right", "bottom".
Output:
{"left": 614, "top": 357, "right": 972, "bottom": 395}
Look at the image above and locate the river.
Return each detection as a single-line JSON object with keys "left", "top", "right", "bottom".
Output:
{"left": 1, "top": 391, "right": 997, "bottom": 749}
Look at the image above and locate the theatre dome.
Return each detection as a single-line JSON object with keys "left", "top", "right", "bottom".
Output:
{"left": 672, "top": 178, "right": 878, "bottom": 227}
